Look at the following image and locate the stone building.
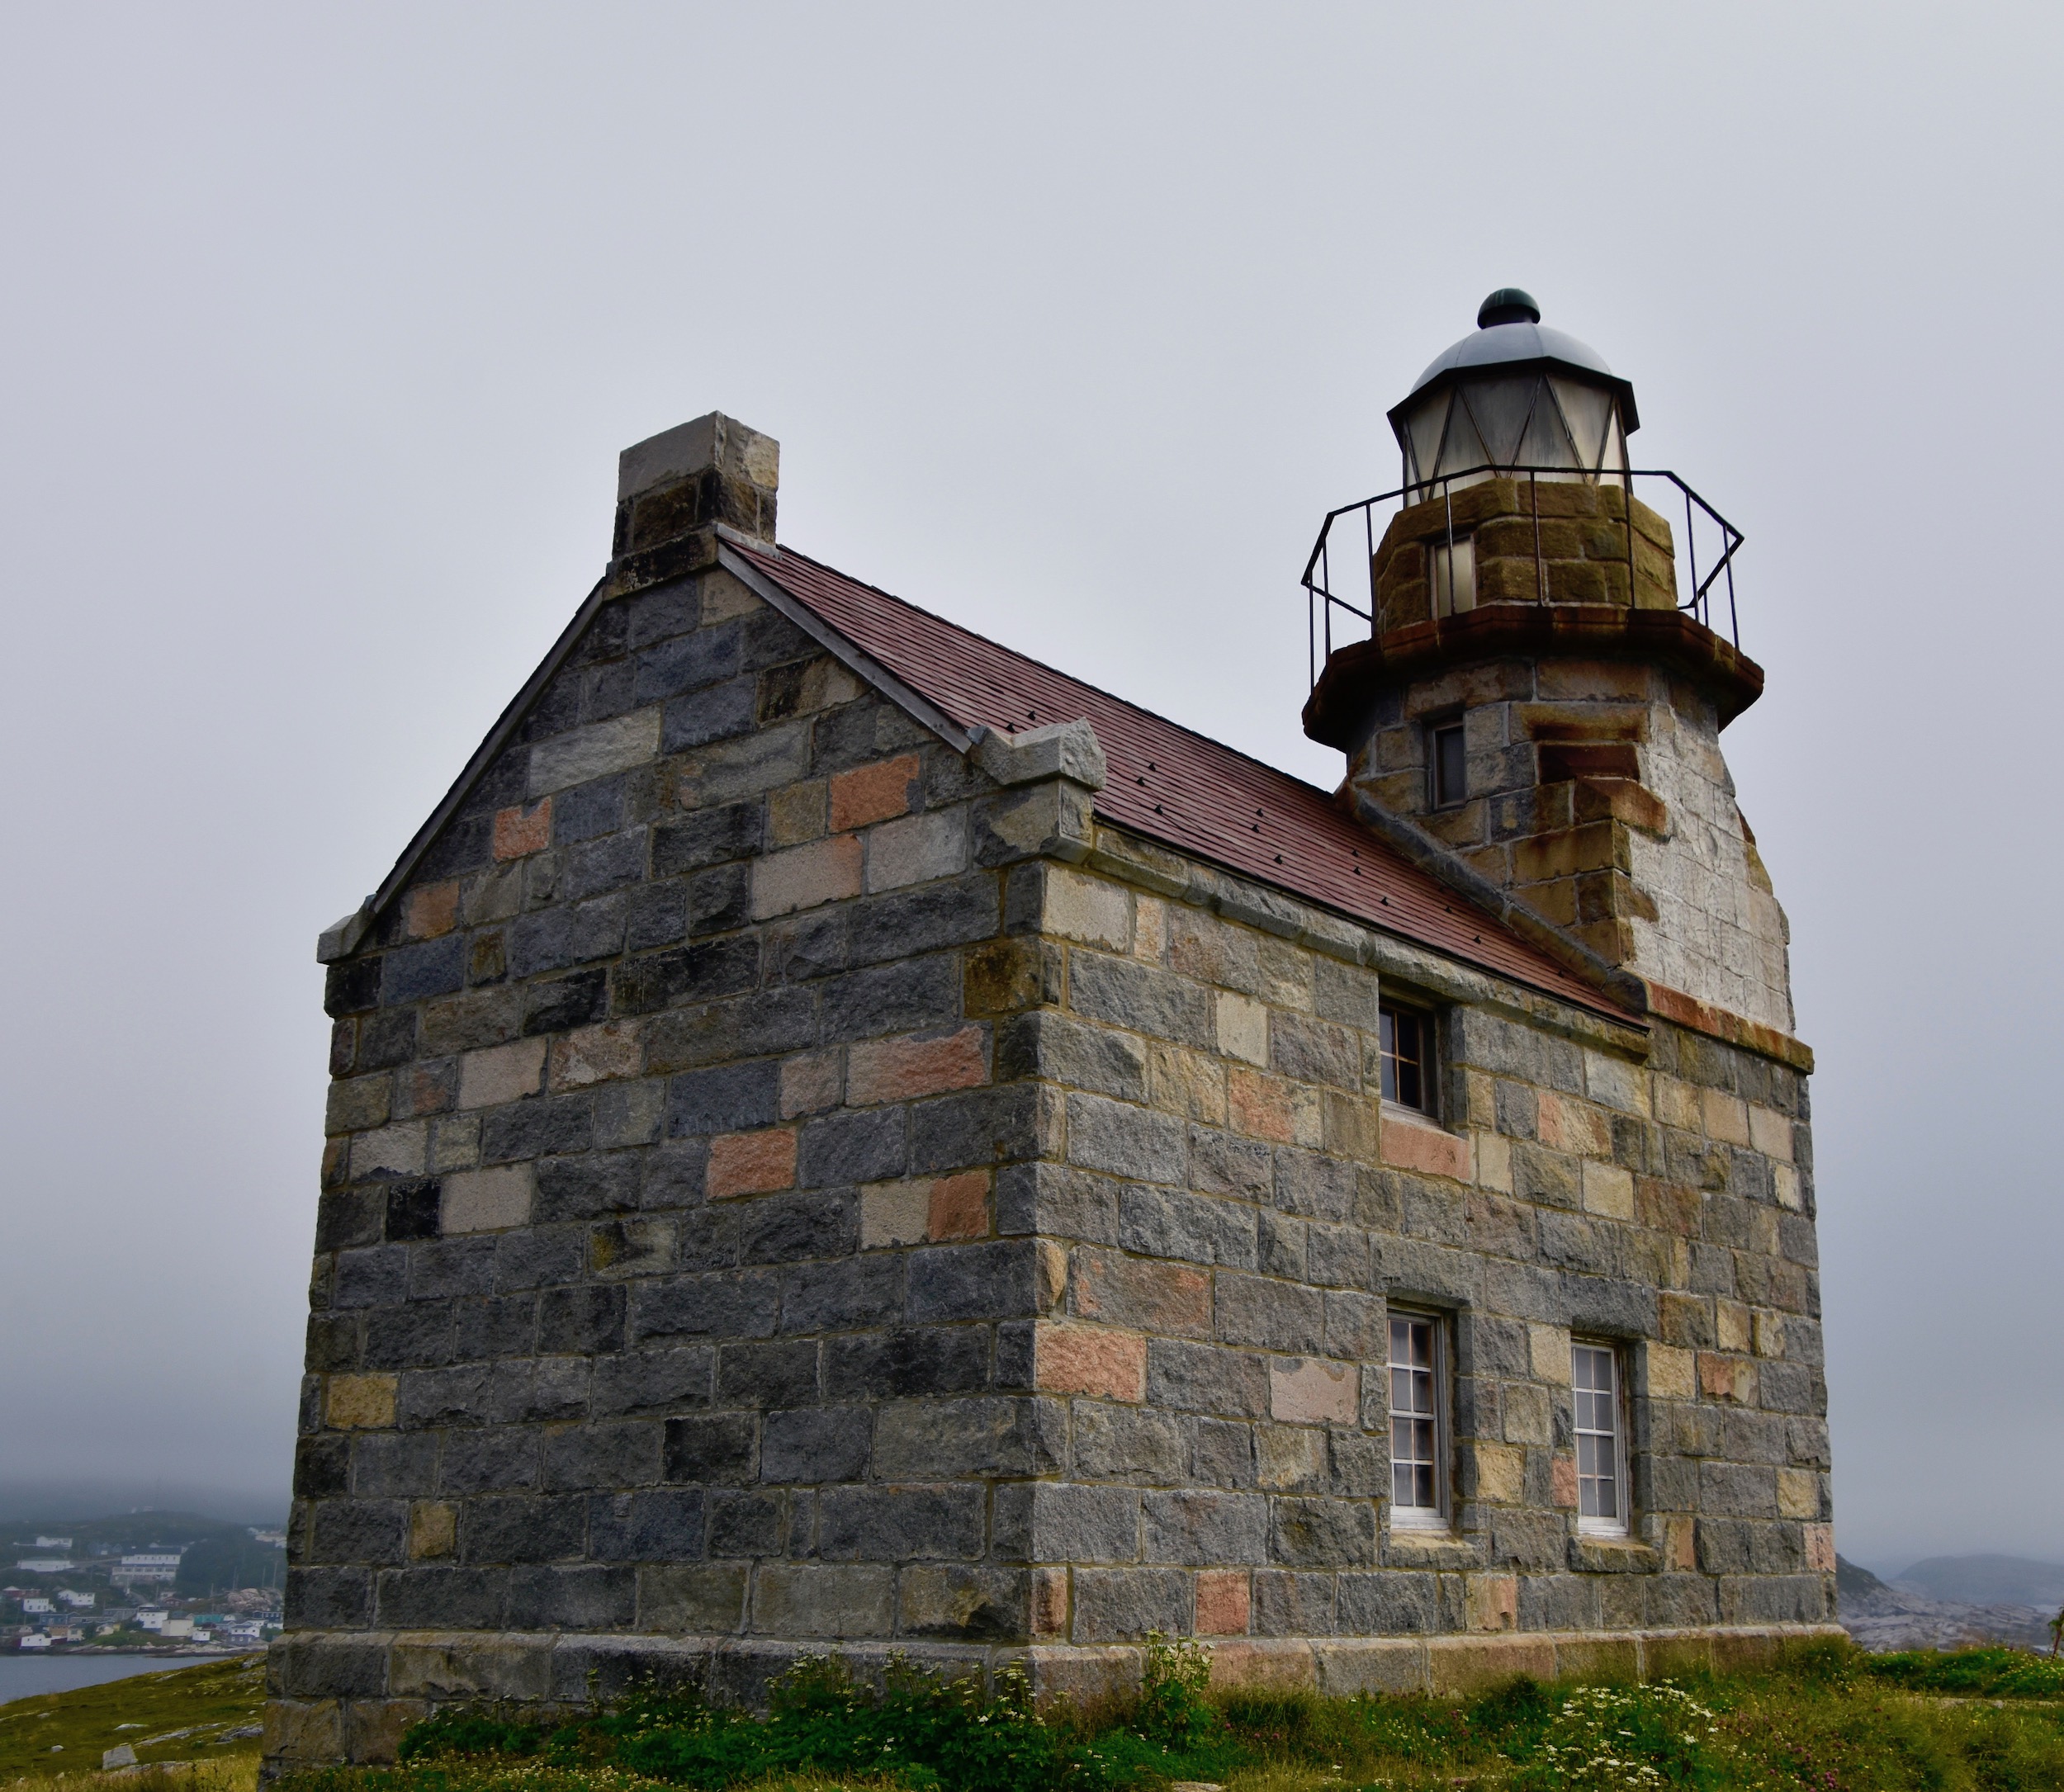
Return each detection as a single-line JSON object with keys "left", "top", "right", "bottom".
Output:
{"left": 272, "top": 296, "right": 1837, "bottom": 1766}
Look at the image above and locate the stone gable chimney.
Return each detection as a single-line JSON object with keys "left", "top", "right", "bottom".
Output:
{"left": 608, "top": 411, "right": 779, "bottom": 592}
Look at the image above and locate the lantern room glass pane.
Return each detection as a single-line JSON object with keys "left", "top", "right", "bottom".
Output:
{"left": 1404, "top": 393, "right": 1449, "bottom": 491}
{"left": 1456, "top": 376, "right": 1536, "bottom": 466}
{"left": 1549, "top": 378, "right": 1616, "bottom": 470}
{"left": 1517, "top": 384, "right": 1578, "bottom": 467}
{"left": 1435, "top": 401, "right": 1488, "bottom": 483}
{"left": 1598, "top": 409, "right": 1627, "bottom": 474}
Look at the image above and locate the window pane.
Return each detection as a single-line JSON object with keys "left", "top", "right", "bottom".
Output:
{"left": 1396, "top": 1054, "right": 1422, "bottom": 1112}
{"left": 1571, "top": 1341, "right": 1625, "bottom": 1534}
{"left": 1433, "top": 726, "right": 1466, "bottom": 806}
{"left": 1389, "top": 1316, "right": 1442, "bottom": 1514}
{"left": 1381, "top": 1005, "right": 1429, "bottom": 1113}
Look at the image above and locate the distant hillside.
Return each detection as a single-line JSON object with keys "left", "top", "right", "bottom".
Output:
{"left": 1838, "top": 1552, "right": 2056, "bottom": 1653}
{"left": 1897, "top": 1554, "right": 2064, "bottom": 1610}
{"left": 3, "top": 1511, "right": 260, "bottom": 1553}
{"left": 1836, "top": 1555, "right": 1891, "bottom": 1603}
{"left": 0, "top": 1479, "right": 285, "bottom": 1526}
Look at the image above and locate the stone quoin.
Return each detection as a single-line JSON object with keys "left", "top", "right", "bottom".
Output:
{"left": 272, "top": 297, "right": 1836, "bottom": 1769}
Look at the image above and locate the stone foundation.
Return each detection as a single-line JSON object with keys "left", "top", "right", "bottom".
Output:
{"left": 265, "top": 1622, "right": 1848, "bottom": 1764}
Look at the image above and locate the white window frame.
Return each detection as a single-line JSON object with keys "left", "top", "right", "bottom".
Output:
{"left": 1386, "top": 1309, "right": 1450, "bottom": 1530}
{"left": 1572, "top": 1339, "right": 1631, "bottom": 1536}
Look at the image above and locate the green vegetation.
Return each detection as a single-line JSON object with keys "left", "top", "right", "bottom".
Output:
{"left": 6, "top": 1639, "right": 2061, "bottom": 1792}
{"left": 0, "top": 1655, "right": 265, "bottom": 1784}
{"left": 272, "top": 1638, "right": 2064, "bottom": 1792}
{"left": 1864, "top": 1645, "right": 2064, "bottom": 1700}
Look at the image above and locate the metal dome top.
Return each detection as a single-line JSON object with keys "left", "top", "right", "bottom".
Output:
{"left": 1394, "top": 291, "right": 1640, "bottom": 433}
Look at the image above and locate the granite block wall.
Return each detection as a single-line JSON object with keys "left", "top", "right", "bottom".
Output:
{"left": 1004, "top": 840, "right": 1830, "bottom": 1655}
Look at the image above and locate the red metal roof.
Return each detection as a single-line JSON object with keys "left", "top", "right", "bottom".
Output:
{"left": 731, "top": 541, "right": 1631, "bottom": 1024}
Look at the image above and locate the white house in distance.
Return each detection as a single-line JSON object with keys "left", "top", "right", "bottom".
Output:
{"left": 111, "top": 1551, "right": 182, "bottom": 1590}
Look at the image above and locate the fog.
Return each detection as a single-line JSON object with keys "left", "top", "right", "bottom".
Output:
{"left": 1, "top": 3, "right": 2057, "bottom": 1577}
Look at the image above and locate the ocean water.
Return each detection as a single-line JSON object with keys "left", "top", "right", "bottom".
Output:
{"left": 0, "top": 1654, "right": 197, "bottom": 1701}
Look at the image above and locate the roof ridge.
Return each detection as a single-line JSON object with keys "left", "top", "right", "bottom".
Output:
{"left": 741, "top": 540, "right": 1348, "bottom": 805}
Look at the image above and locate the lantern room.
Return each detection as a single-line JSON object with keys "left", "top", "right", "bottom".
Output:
{"left": 1389, "top": 288, "right": 1636, "bottom": 499}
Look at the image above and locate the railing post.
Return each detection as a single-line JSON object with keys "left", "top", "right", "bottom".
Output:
{"left": 1442, "top": 480, "right": 1454, "bottom": 621}
{"left": 1683, "top": 485, "right": 1699, "bottom": 626}
{"left": 1365, "top": 501, "right": 1376, "bottom": 628}
{"left": 1531, "top": 468, "right": 1543, "bottom": 604}
{"left": 1627, "top": 480, "right": 1637, "bottom": 612}
{"left": 1726, "top": 532, "right": 1740, "bottom": 646}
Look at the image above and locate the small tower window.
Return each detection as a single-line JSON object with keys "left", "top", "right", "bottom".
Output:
{"left": 1573, "top": 1340, "right": 1629, "bottom": 1535}
{"left": 1430, "top": 723, "right": 1466, "bottom": 809}
{"left": 1429, "top": 534, "right": 1475, "bottom": 618}
{"left": 1388, "top": 1311, "right": 1448, "bottom": 1526}
{"left": 1378, "top": 1001, "right": 1432, "bottom": 1113}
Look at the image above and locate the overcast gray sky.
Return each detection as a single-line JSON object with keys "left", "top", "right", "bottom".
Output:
{"left": 1, "top": 3, "right": 2057, "bottom": 1575}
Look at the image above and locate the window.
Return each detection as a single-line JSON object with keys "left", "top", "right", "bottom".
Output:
{"left": 1378, "top": 1002, "right": 1432, "bottom": 1113}
{"left": 1430, "top": 723, "right": 1466, "bottom": 808}
{"left": 1572, "top": 1341, "right": 1629, "bottom": 1534}
{"left": 1388, "top": 1312, "right": 1447, "bottom": 1527}
{"left": 1429, "top": 534, "right": 1475, "bottom": 618}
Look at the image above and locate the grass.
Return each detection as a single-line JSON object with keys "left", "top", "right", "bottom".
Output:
{"left": 7, "top": 1641, "right": 2062, "bottom": 1792}
{"left": 273, "top": 1638, "right": 2064, "bottom": 1792}
{"left": 1, "top": 1761, "right": 258, "bottom": 1792}
{"left": 0, "top": 1656, "right": 266, "bottom": 1785}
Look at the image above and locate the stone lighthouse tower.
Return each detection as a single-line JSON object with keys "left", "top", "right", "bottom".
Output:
{"left": 1303, "top": 290, "right": 1792, "bottom": 1047}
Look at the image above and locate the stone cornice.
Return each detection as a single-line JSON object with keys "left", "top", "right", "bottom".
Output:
{"left": 1304, "top": 603, "right": 1765, "bottom": 749}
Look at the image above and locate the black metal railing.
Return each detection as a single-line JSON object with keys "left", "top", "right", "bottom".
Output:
{"left": 1304, "top": 464, "right": 1743, "bottom": 688}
